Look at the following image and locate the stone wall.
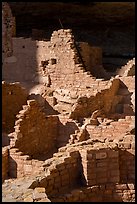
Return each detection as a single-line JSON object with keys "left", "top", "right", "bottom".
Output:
{"left": 118, "top": 134, "right": 135, "bottom": 183}
{"left": 77, "top": 42, "right": 109, "bottom": 78}
{"left": 49, "top": 183, "right": 135, "bottom": 202}
{"left": 2, "top": 81, "right": 28, "bottom": 133}
{"left": 86, "top": 116, "right": 135, "bottom": 140}
{"left": 2, "top": 2, "right": 14, "bottom": 60}
{"left": 2, "top": 138, "right": 135, "bottom": 202}
{"left": 2, "top": 147, "right": 9, "bottom": 182}
{"left": 9, "top": 148, "right": 45, "bottom": 178}
{"left": 80, "top": 146, "right": 119, "bottom": 186}
{"left": 28, "top": 140, "right": 135, "bottom": 202}
{"left": 70, "top": 77, "right": 120, "bottom": 119}
{"left": 57, "top": 115, "right": 79, "bottom": 148}
{"left": 118, "top": 76, "right": 135, "bottom": 115}
{"left": 38, "top": 151, "right": 81, "bottom": 196}
{"left": 116, "top": 58, "right": 135, "bottom": 77}
{"left": 9, "top": 99, "right": 59, "bottom": 158}
{"left": 3, "top": 29, "right": 109, "bottom": 93}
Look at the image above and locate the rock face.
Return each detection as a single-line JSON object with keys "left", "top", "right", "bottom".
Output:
{"left": 2, "top": 2, "right": 135, "bottom": 203}
{"left": 8, "top": 2, "right": 135, "bottom": 25}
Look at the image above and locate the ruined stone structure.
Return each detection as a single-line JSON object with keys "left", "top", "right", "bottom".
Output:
{"left": 2, "top": 2, "right": 135, "bottom": 202}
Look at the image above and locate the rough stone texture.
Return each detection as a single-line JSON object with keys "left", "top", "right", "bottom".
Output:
{"left": 2, "top": 81, "right": 28, "bottom": 133}
{"left": 2, "top": 141, "right": 135, "bottom": 202}
{"left": 9, "top": 99, "right": 59, "bottom": 158}
{"left": 80, "top": 147, "right": 120, "bottom": 186}
{"left": 2, "top": 147, "right": 9, "bottom": 182}
{"left": 116, "top": 58, "right": 135, "bottom": 77}
{"left": 2, "top": 2, "right": 15, "bottom": 61}
{"left": 2, "top": 2, "right": 135, "bottom": 203}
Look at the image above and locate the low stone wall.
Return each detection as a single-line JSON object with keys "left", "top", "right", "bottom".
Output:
{"left": 9, "top": 148, "right": 45, "bottom": 178}
{"left": 2, "top": 81, "right": 28, "bottom": 133}
{"left": 38, "top": 150, "right": 81, "bottom": 196}
{"left": 3, "top": 138, "right": 135, "bottom": 202}
{"left": 118, "top": 134, "right": 135, "bottom": 183}
{"left": 9, "top": 99, "right": 59, "bottom": 158}
{"left": 48, "top": 183, "right": 135, "bottom": 202}
{"left": 2, "top": 147, "right": 9, "bottom": 182}
{"left": 70, "top": 77, "right": 120, "bottom": 119}
{"left": 86, "top": 116, "right": 135, "bottom": 140}
{"left": 80, "top": 146, "right": 119, "bottom": 186}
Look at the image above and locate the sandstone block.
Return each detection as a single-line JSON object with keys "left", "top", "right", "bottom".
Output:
{"left": 115, "top": 184, "right": 127, "bottom": 190}
{"left": 118, "top": 142, "right": 131, "bottom": 149}
{"left": 127, "top": 184, "right": 134, "bottom": 190}
{"left": 24, "top": 196, "right": 33, "bottom": 202}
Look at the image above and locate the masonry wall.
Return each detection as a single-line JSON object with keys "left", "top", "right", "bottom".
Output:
{"left": 7, "top": 140, "right": 135, "bottom": 202}
{"left": 2, "top": 81, "right": 28, "bottom": 133}
{"left": 80, "top": 147, "right": 119, "bottom": 186}
{"left": 3, "top": 29, "right": 109, "bottom": 95}
{"left": 118, "top": 76, "right": 135, "bottom": 116}
{"left": 57, "top": 115, "right": 79, "bottom": 148}
{"left": 3, "top": 37, "right": 41, "bottom": 82}
{"left": 70, "top": 78, "right": 120, "bottom": 119}
{"left": 9, "top": 99, "right": 59, "bottom": 158}
{"left": 86, "top": 115, "right": 135, "bottom": 140}
{"left": 118, "top": 134, "right": 135, "bottom": 184}
{"left": 16, "top": 149, "right": 81, "bottom": 198}
{"left": 85, "top": 123, "right": 135, "bottom": 184}
{"left": 116, "top": 58, "right": 135, "bottom": 76}
{"left": 2, "top": 147, "right": 9, "bottom": 182}
{"left": 9, "top": 148, "right": 45, "bottom": 178}
{"left": 49, "top": 184, "right": 135, "bottom": 202}
{"left": 27, "top": 141, "right": 135, "bottom": 202}
{"left": 77, "top": 42, "right": 109, "bottom": 78}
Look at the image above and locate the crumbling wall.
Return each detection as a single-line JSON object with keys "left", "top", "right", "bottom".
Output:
{"left": 116, "top": 58, "right": 135, "bottom": 77}
{"left": 14, "top": 149, "right": 81, "bottom": 198}
{"left": 49, "top": 184, "right": 135, "bottom": 202}
{"left": 2, "top": 81, "right": 28, "bottom": 133}
{"left": 70, "top": 78, "right": 120, "bottom": 119}
{"left": 3, "top": 29, "right": 109, "bottom": 94}
{"left": 118, "top": 76, "right": 135, "bottom": 115}
{"left": 9, "top": 148, "right": 45, "bottom": 178}
{"left": 118, "top": 134, "right": 135, "bottom": 183}
{"left": 9, "top": 100, "right": 59, "bottom": 158}
{"left": 2, "top": 138, "right": 135, "bottom": 202}
{"left": 2, "top": 147, "right": 9, "bottom": 182}
{"left": 86, "top": 116, "right": 135, "bottom": 140}
{"left": 77, "top": 42, "right": 102, "bottom": 69}
{"left": 23, "top": 140, "right": 134, "bottom": 202}
{"left": 77, "top": 42, "right": 109, "bottom": 78}
{"left": 57, "top": 115, "right": 79, "bottom": 148}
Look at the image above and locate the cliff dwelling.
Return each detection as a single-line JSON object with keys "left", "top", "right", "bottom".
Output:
{"left": 2, "top": 2, "right": 135, "bottom": 202}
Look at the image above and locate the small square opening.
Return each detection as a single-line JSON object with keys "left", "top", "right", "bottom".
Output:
{"left": 51, "top": 58, "right": 56, "bottom": 65}
{"left": 41, "top": 60, "right": 49, "bottom": 68}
